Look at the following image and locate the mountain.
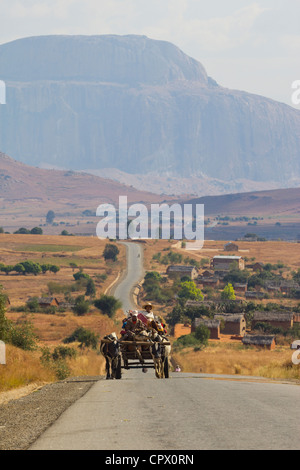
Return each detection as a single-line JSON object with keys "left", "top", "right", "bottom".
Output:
{"left": 0, "top": 34, "right": 300, "bottom": 195}
{"left": 0, "top": 151, "right": 167, "bottom": 233}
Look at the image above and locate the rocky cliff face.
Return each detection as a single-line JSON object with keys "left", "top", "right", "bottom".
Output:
{"left": 0, "top": 34, "right": 300, "bottom": 189}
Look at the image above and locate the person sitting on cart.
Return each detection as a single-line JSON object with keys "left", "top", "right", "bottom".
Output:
{"left": 143, "top": 302, "right": 153, "bottom": 316}
{"left": 122, "top": 311, "right": 146, "bottom": 340}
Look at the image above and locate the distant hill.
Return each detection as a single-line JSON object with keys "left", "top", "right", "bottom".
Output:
{"left": 183, "top": 187, "right": 300, "bottom": 217}
{"left": 0, "top": 151, "right": 167, "bottom": 232}
{"left": 0, "top": 35, "right": 300, "bottom": 195}
{"left": 0, "top": 151, "right": 299, "bottom": 240}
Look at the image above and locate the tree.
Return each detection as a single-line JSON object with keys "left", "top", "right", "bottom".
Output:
{"left": 103, "top": 243, "right": 119, "bottom": 262}
{"left": 221, "top": 283, "right": 236, "bottom": 301}
{"left": 166, "top": 305, "right": 184, "bottom": 326}
{"left": 72, "top": 295, "right": 90, "bottom": 316}
{"left": 30, "top": 227, "right": 43, "bottom": 235}
{"left": 178, "top": 281, "right": 203, "bottom": 301}
{"left": 14, "top": 263, "right": 26, "bottom": 275}
{"left": 0, "top": 287, "right": 11, "bottom": 342}
{"left": 69, "top": 262, "right": 78, "bottom": 272}
{"left": 46, "top": 210, "right": 55, "bottom": 225}
{"left": 1, "top": 265, "right": 14, "bottom": 275}
{"left": 49, "top": 265, "right": 60, "bottom": 274}
{"left": 73, "top": 271, "right": 90, "bottom": 282}
{"left": 94, "top": 295, "right": 122, "bottom": 318}
{"left": 14, "top": 227, "right": 30, "bottom": 234}
{"left": 63, "top": 327, "right": 99, "bottom": 349}
{"left": 85, "top": 278, "right": 96, "bottom": 297}
{"left": 194, "top": 324, "right": 210, "bottom": 346}
{"left": 20, "top": 261, "right": 42, "bottom": 276}
{"left": 26, "top": 297, "right": 39, "bottom": 312}
{"left": 41, "top": 264, "right": 51, "bottom": 274}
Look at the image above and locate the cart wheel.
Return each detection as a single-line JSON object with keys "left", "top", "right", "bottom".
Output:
{"left": 115, "top": 357, "right": 122, "bottom": 379}
{"left": 164, "top": 357, "right": 169, "bottom": 378}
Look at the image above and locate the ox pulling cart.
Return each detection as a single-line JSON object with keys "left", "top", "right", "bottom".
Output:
{"left": 100, "top": 334, "right": 171, "bottom": 380}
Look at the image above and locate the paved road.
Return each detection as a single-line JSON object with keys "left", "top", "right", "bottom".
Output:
{"left": 111, "top": 241, "right": 144, "bottom": 312}
{"left": 29, "top": 241, "right": 300, "bottom": 450}
{"left": 30, "top": 369, "right": 300, "bottom": 450}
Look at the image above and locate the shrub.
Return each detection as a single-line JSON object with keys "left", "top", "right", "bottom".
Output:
{"left": 94, "top": 295, "right": 122, "bottom": 318}
{"left": 103, "top": 243, "right": 119, "bottom": 262}
{"left": 9, "top": 321, "right": 38, "bottom": 351}
{"left": 72, "top": 295, "right": 90, "bottom": 316}
{"left": 63, "top": 327, "right": 99, "bottom": 349}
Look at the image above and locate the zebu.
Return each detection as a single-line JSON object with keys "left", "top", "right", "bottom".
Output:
{"left": 100, "top": 333, "right": 122, "bottom": 380}
{"left": 150, "top": 335, "right": 171, "bottom": 379}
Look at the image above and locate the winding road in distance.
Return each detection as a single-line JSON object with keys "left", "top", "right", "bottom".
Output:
{"left": 110, "top": 241, "right": 145, "bottom": 312}
{"left": 30, "top": 242, "right": 300, "bottom": 450}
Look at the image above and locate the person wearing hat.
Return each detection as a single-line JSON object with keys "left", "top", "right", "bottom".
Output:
{"left": 124, "top": 310, "right": 145, "bottom": 336}
{"left": 143, "top": 302, "right": 153, "bottom": 315}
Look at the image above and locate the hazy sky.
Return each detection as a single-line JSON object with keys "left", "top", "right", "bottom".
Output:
{"left": 0, "top": 0, "right": 299, "bottom": 108}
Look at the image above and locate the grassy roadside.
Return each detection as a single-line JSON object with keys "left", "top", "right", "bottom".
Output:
{"left": 0, "top": 234, "right": 126, "bottom": 394}
{"left": 172, "top": 341, "right": 300, "bottom": 381}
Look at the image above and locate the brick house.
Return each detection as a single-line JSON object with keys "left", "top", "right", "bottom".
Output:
{"left": 242, "top": 335, "right": 276, "bottom": 350}
{"left": 37, "top": 297, "right": 59, "bottom": 308}
{"left": 199, "top": 277, "right": 220, "bottom": 288}
{"left": 191, "top": 318, "right": 220, "bottom": 340}
{"left": 166, "top": 265, "right": 198, "bottom": 279}
{"left": 224, "top": 242, "right": 239, "bottom": 252}
{"left": 245, "top": 291, "right": 265, "bottom": 300}
{"left": 213, "top": 256, "right": 244, "bottom": 272}
{"left": 201, "top": 270, "right": 214, "bottom": 278}
{"left": 234, "top": 283, "right": 248, "bottom": 293}
{"left": 251, "top": 311, "right": 294, "bottom": 330}
{"left": 215, "top": 314, "right": 246, "bottom": 336}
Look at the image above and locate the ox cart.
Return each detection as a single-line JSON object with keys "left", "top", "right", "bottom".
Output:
{"left": 100, "top": 335, "right": 171, "bottom": 380}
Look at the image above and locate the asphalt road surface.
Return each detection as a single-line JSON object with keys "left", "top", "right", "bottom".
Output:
{"left": 30, "top": 369, "right": 300, "bottom": 450}
{"left": 111, "top": 241, "right": 144, "bottom": 312}
{"left": 29, "top": 242, "right": 300, "bottom": 450}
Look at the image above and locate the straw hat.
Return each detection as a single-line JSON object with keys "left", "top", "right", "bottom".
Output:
{"left": 143, "top": 302, "right": 153, "bottom": 310}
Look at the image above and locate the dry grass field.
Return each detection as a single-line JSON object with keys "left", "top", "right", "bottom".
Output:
{"left": 142, "top": 238, "right": 300, "bottom": 273}
{"left": 0, "top": 233, "right": 126, "bottom": 306}
{"left": 172, "top": 341, "right": 299, "bottom": 381}
{"left": 0, "top": 234, "right": 126, "bottom": 394}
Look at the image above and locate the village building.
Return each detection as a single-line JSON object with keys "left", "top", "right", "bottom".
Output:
{"left": 36, "top": 297, "right": 59, "bottom": 308}
{"left": 201, "top": 270, "right": 214, "bottom": 278}
{"left": 224, "top": 242, "right": 239, "bottom": 252}
{"left": 213, "top": 256, "right": 244, "bottom": 272}
{"left": 279, "top": 281, "right": 300, "bottom": 294}
{"left": 215, "top": 314, "right": 246, "bottom": 336}
{"left": 166, "top": 265, "right": 198, "bottom": 279}
{"left": 191, "top": 317, "right": 221, "bottom": 340}
{"left": 234, "top": 283, "right": 248, "bottom": 293}
{"left": 245, "top": 291, "right": 265, "bottom": 300}
{"left": 242, "top": 335, "right": 276, "bottom": 350}
{"left": 247, "top": 262, "right": 264, "bottom": 272}
{"left": 293, "top": 313, "right": 300, "bottom": 323}
{"left": 251, "top": 311, "right": 294, "bottom": 330}
{"left": 199, "top": 277, "right": 220, "bottom": 288}
{"left": 58, "top": 301, "right": 75, "bottom": 310}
